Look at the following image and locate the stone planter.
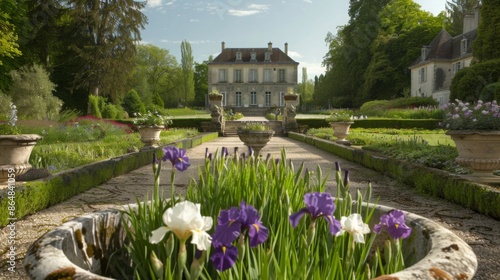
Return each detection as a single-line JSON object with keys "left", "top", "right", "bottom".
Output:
{"left": 23, "top": 203, "right": 477, "bottom": 279}
{"left": 0, "top": 134, "right": 42, "bottom": 182}
{"left": 283, "top": 94, "right": 298, "bottom": 101}
{"left": 446, "top": 130, "right": 500, "bottom": 183}
{"left": 137, "top": 126, "right": 164, "bottom": 148}
{"left": 237, "top": 130, "right": 275, "bottom": 156}
{"left": 329, "top": 121, "right": 354, "bottom": 144}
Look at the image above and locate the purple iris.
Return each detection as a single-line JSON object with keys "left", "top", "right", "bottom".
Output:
{"left": 162, "top": 146, "right": 191, "bottom": 171}
{"left": 212, "top": 202, "right": 268, "bottom": 247}
{"left": 289, "top": 192, "right": 341, "bottom": 235}
{"left": 373, "top": 209, "right": 412, "bottom": 239}
{"left": 210, "top": 241, "right": 238, "bottom": 272}
{"left": 210, "top": 202, "right": 269, "bottom": 271}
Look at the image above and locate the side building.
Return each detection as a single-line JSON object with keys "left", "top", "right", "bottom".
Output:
{"left": 408, "top": 6, "right": 480, "bottom": 105}
{"left": 208, "top": 42, "right": 299, "bottom": 115}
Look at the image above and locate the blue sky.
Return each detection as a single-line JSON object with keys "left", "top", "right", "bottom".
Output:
{"left": 140, "top": 0, "right": 448, "bottom": 79}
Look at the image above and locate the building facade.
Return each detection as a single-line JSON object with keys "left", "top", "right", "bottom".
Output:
{"left": 408, "top": 7, "right": 479, "bottom": 105}
{"left": 208, "top": 42, "right": 299, "bottom": 113}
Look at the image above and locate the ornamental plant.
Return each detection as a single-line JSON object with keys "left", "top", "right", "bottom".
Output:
{"left": 133, "top": 111, "right": 173, "bottom": 127}
{"left": 326, "top": 109, "right": 353, "bottom": 122}
{"left": 439, "top": 99, "right": 500, "bottom": 130}
{"left": 0, "top": 102, "right": 20, "bottom": 135}
{"left": 237, "top": 122, "right": 271, "bottom": 132}
{"left": 118, "top": 147, "right": 412, "bottom": 279}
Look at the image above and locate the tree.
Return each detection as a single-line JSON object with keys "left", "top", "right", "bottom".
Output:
{"left": 66, "top": 0, "right": 147, "bottom": 103}
{"left": 0, "top": 0, "right": 22, "bottom": 66}
{"left": 180, "top": 40, "right": 194, "bottom": 105}
{"left": 194, "top": 56, "right": 212, "bottom": 107}
{"left": 473, "top": 0, "right": 500, "bottom": 62}
{"left": 446, "top": 0, "right": 478, "bottom": 36}
{"left": 9, "top": 64, "right": 62, "bottom": 120}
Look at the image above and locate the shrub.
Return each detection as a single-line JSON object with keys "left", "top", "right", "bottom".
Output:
{"left": 450, "top": 58, "right": 500, "bottom": 102}
{"left": 122, "top": 89, "right": 146, "bottom": 116}
{"left": 88, "top": 95, "right": 102, "bottom": 118}
{"left": 9, "top": 64, "right": 62, "bottom": 120}
{"left": 102, "top": 104, "right": 119, "bottom": 119}
{"left": 0, "top": 91, "right": 13, "bottom": 121}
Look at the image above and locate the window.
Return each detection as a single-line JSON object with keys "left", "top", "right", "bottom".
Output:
{"left": 250, "top": 51, "right": 257, "bottom": 61}
{"left": 453, "top": 61, "right": 462, "bottom": 74}
{"left": 234, "top": 69, "right": 242, "bottom": 83}
{"left": 249, "top": 69, "right": 258, "bottom": 82}
{"left": 264, "top": 52, "right": 271, "bottom": 62}
{"left": 419, "top": 67, "right": 426, "bottom": 83}
{"left": 235, "top": 92, "right": 242, "bottom": 107}
{"left": 421, "top": 46, "right": 430, "bottom": 61}
{"left": 250, "top": 91, "right": 257, "bottom": 105}
{"left": 221, "top": 92, "right": 227, "bottom": 106}
{"left": 461, "top": 38, "right": 468, "bottom": 54}
{"left": 218, "top": 69, "right": 227, "bottom": 82}
{"left": 278, "top": 69, "right": 286, "bottom": 82}
{"left": 236, "top": 51, "right": 242, "bottom": 61}
{"left": 265, "top": 91, "right": 271, "bottom": 107}
{"left": 264, "top": 69, "right": 272, "bottom": 82}
{"left": 279, "top": 92, "right": 284, "bottom": 107}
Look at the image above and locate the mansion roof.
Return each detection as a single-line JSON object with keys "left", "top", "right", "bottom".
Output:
{"left": 210, "top": 47, "right": 298, "bottom": 65}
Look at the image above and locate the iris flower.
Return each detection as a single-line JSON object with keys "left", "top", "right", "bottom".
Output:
{"left": 336, "top": 213, "right": 371, "bottom": 243}
{"left": 289, "top": 192, "right": 341, "bottom": 235}
{"left": 150, "top": 201, "right": 213, "bottom": 251}
{"left": 162, "top": 146, "right": 191, "bottom": 171}
{"left": 210, "top": 241, "right": 238, "bottom": 272}
{"left": 373, "top": 209, "right": 412, "bottom": 239}
{"left": 212, "top": 202, "right": 268, "bottom": 247}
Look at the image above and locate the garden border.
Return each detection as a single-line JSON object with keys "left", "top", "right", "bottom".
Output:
{"left": 0, "top": 132, "right": 218, "bottom": 227}
{"left": 289, "top": 132, "right": 500, "bottom": 220}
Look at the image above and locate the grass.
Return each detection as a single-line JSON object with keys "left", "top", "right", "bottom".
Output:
{"left": 166, "top": 108, "right": 210, "bottom": 117}
{"left": 16, "top": 118, "right": 199, "bottom": 173}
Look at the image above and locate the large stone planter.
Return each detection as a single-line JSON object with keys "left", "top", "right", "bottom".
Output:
{"left": 0, "top": 134, "right": 42, "bottom": 182}
{"left": 23, "top": 203, "right": 477, "bottom": 279}
{"left": 237, "top": 130, "right": 275, "bottom": 156}
{"left": 446, "top": 130, "right": 500, "bottom": 182}
{"left": 329, "top": 121, "right": 354, "bottom": 144}
{"left": 137, "top": 126, "right": 164, "bottom": 148}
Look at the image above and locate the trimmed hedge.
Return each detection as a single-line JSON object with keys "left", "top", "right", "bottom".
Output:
{"left": 0, "top": 133, "right": 218, "bottom": 227}
{"left": 289, "top": 132, "right": 500, "bottom": 219}
{"left": 297, "top": 118, "right": 441, "bottom": 130}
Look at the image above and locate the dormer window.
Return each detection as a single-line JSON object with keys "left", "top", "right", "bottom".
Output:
{"left": 461, "top": 38, "right": 468, "bottom": 54}
{"left": 250, "top": 51, "right": 257, "bottom": 62}
{"left": 236, "top": 51, "right": 242, "bottom": 61}
{"left": 264, "top": 51, "right": 271, "bottom": 62}
{"left": 421, "top": 46, "right": 430, "bottom": 61}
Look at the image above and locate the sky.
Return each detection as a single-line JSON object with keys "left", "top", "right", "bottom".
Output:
{"left": 140, "top": 0, "right": 449, "bottom": 80}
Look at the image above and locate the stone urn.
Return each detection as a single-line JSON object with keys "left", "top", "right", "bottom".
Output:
{"left": 237, "top": 130, "right": 275, "bottom": 156}
{"left": 0, "top": 134, "right": 42, "bottom": 182}
{"left": 446, "top": 130, "right": 500, "bottom": 182}
{"left": 137, "top": 126, "right": 164, "bottom": 148}
{"left": 23, "top": 203, "right": 477, "bottom": 279}
{"left": 329, "top": 121, "right": 354, "bottom": 144}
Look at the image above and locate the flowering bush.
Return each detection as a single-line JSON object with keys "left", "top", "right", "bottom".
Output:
{"left": 133, "top": 111, "right": 173, "bottom": 127}
{"left": 326, "top": 109, "right": 353, "bottom": 122}
{"left": 119, "top": 147, "right": 412, "bottom": 279}
{"left": 440, "top": 99, "right": 500, "bottom": 130}
{"left": 237, "top": 122, "right": 271, "bottom": 132}
{"left": 0, "top": 102, "right": 20, "bottom": 135}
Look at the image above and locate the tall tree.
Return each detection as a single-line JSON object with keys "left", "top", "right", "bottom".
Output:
{"left": 180, "top": 40, "right": 194, "bottom": 105}
{"left": 473, "top": 0, "right": 500, "bottom": 62}
{"left": 446, "top": 0, "right": 478, "bottom": 36}
{"left": 66, "top": 0, "right": 147, "bottom": 104}
{"left": 0, "top": 0, "right": 22, "bottom": 66}
{"left": 194, "top": 56, "right": 212, "bottom": 107}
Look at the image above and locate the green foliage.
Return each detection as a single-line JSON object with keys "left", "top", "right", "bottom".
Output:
{"left": 9, "top": 64, "right": 62, "bottom": 120}
{"left": 359, "top": 97, "right": 440, "bottom": 118}
{"left": 133, "top": 111, "right": 173, "bottom": 127}
{"left": 153, "top": 92, "right": 164, "bottom": 108}
{"left": 123, "top": 89, "right": 146, "bottom": 116}
{"left": 102, "top": 104, "right": 119, "bottom": 119}
{"left": 450, "top": 58, "right": 500, "bottom": 102}
{"left": 473, "top": 0, "right": 500, "bottom": 62}
{"left": 237, "top": 122, "right": 271, "bottom": 131}
{"left": 0, "top": 91, "right": 12, "bottom": 120}
{"left": 325, "top": 109, "right": 353, "bottom": 122}
{"left": 88, "top": 95, "right": 102, "bottom": 118}
{"left": 440, "top": 99, "right": 500, "bottom": 130}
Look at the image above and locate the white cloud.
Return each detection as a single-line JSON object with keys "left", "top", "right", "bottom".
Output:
{"left": 303, "top": 0, "right": 312, "bottom": 3}
{"left": 227, "top": 4, "right": 270, "bottom": 17}
{"left": 287, "top": 51, "right": 302, "bottom": 59}
{"left": 148, "top": 0, "right": 163, "bottom": 8}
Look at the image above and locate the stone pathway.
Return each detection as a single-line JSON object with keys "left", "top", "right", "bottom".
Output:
{"left": 1, "top": 137, "right": 499, "bottom": 279}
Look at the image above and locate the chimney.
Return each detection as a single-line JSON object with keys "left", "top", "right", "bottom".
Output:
{"left": 463, "top": 14, "right": 475, "bottom": 33}
{"left": 284, "top": 42, "right": 288, "bottom": 55}
{"left": 268, "top": 41, "right": 272, "bottom": 51}
{"left": 221, "top": 41, "right": 225, "bottom": 52}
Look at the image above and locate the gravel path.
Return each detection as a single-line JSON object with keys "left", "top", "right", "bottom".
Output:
{"left": 1, "top": 136, "right": 499, "bottom": 279}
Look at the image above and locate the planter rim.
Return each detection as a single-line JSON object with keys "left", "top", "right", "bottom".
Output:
{"left": 24, "top": 201, "right": 477, "bottom": 280}
{"left": 135, "top": 125, "right": 165, "bottom": 129}
{"left": 329, "top": 121, "right": 354, "bottom": 124}
{"left": 236, "top": 130, "right": 275, "bottom": 134}
{"left": 0, "top": 134, "right": 42, "bottom": 141}
{"left": 446, "top": 130, "right": 500, "bottom": 136}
